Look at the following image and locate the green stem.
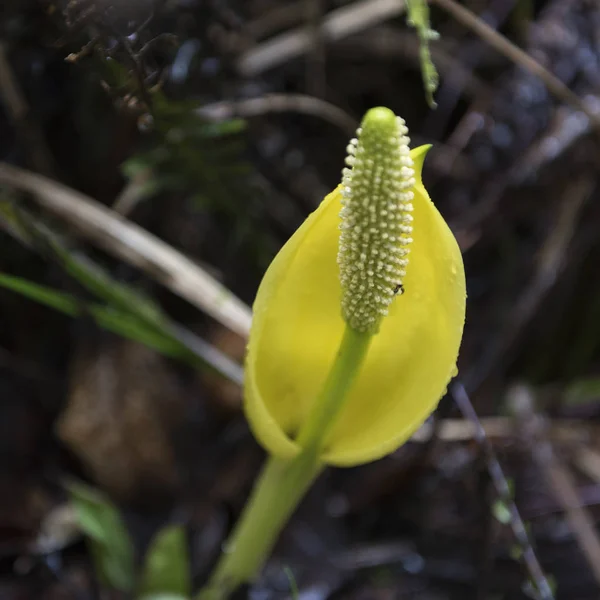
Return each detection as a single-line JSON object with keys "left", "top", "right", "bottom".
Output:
{"left": 296, "top": 326, "right": 372, "bottom": 451}
{"left": 198, "top": 325, "right": 372, "bottom": 600}
{"left": 199, "top": 452, "right": 323, "bottom": 600}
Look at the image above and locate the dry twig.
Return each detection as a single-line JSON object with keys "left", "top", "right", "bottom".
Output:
{"left": 0, "top": 199, "right": 245, "bottom": 382}
{"left": 237, "top": 0, "right": 406, "bottom": 76}
{"left": 574, "top": 448, "right": 600, "bottom": 484}
{"left": 112, "top": 167, "right": 153, "bottom": 216}
{"left": 245, "top": 2, "right": 306, "bottom": 41}
{"left": 197, "top": 93, "right": 357, "bottom": 136}
{"left": 432, "top": 0, "right": 600, "bottom": 133}
{"left": 452, "top": 381, "right": 555, "bottom": 600}
{"left": 510, "top": 385, "right": 600, "bottom": 587}
{"left": 0, "top": 163, "right": 253, "bottom": 337}
{"left": 412, "top": 416, "right": 592, "bottom": 445}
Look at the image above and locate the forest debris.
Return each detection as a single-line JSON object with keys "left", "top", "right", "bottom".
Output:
{"left": 574, "top": 448, "right": 600, "bottom": 483}
{"left": 412, "top": 416, "right": 592, "bottom": 444}
{"left": 452, "top": 381, "right": 556, "bottom": 600}
{"left": 32, "top": 503, "right": 81, "bottom": 554}
{"left": 56, "top": 338, "right": 183, "bottom": 503}
{"left": 509, "top": 384, "right": 600, "bottom": 588}
{"left": 432, "top": 0, "right": 600, "bottom": 131}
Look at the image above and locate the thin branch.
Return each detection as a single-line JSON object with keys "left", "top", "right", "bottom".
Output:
{"left": 112, "top": 166, "right": 153, "bottom": 216}
{"left": 451, "top": 381, "right": 555, "bottom": 600}
{"left": 237, "top": 0, "right": 406, "bottom": 76}
{"left": 509, "top": 385, "right": 600, "bottom": 587}
{"left": 245, "top": 2, "right": 306, "bottom": 40}
{"left": 412, "top": 416, "right": 592, "bottom": 445}
{"left": 574, "top": 448, "right": 600, "bottom": 483}
{"left": 432, "top": 0, "right": 600, "bottom": 133}
{"left": 0, "top": 163, "right": 253, "bottom": 337}
{"left": 119, "top": 33, "right": 154, "bottom": 110}
{"left": 197, "top": 93, "right": 357, "bottom": 136}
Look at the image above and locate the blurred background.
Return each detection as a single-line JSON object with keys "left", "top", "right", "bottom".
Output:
{"left": 0, "top": 0, "right": 600, "bottom": 598}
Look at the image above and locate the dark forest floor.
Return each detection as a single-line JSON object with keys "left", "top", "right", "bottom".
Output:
{"left": 1, "top": 1, "right": 600, "bottom": 599}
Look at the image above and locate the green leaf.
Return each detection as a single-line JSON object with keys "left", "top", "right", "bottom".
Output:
{"left": 67, "top": 481, "right": 135, "bottom": 592}
{"left": 284, "top": 566, "right": 299, "bottom": 600}
{"left": 509, "top": 543, "right": 523, "bottom": 560}
{"left": 140, "top": 595, "right": 188, "bottom": 600}
{"left": 198, "top": 119, "right": 246, "bottom": 138}
{"left": 0, "top": 271, "right": 243, "bottom": 383}
{"left": 492, "top": 499, "right": 512, "bottom": 525}
{"left": 48, "top": 241, "right": 165, "bottom": 326}
{"left": 139, "top": 525, "right": 191, "bottom": 599}
{"left": 564, "top": 378, "right": 600, "bottom": 406}
{"left": 120, "top": 159, "right": 160, "bottom": 201}
{"left": 0, "top": 272, "right": 81, "bottom": 316}
{"left": 406, "top": 0, "right": 440, "bottom": 108}
{"left": 0, "top": 273, "right": 189, "bottom": 363}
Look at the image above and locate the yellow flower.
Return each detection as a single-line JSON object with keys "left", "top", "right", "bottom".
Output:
{"left": 245, "top": 115, "right": 466, "bottom": 468}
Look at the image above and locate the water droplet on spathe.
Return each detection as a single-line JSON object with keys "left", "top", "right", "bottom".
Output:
{"left": 221, "top": 541, "right": 236, "bottom": 554}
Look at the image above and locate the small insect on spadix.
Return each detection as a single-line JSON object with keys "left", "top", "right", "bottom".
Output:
{"left": 394, "top": 283, "right": 404, "bottom": 296}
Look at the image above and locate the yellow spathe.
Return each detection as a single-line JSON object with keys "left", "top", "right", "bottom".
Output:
{"left": 245, "top": 146, "right": 466, "bottom": 466}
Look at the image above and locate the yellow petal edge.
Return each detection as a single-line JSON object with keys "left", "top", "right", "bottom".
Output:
{"left": 245, "top": 145, "right": 466, "bottom": 467}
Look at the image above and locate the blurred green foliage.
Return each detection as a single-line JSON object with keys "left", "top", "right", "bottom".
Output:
{"left": 68, "top": 481, "right": 136, "bottom": 592}
{"left": 406, "top": 0, "right": 440, "bottom": 108}
{"left": 139, "top": 525, "right": 191, "bottom": 599}
{"left": 68, "top": 480, "right": 191, "bottom": 599}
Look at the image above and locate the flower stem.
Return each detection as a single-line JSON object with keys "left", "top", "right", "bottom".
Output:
{"left": 199, "top": 452, "right": 323, "bottom": 600}
{"left": 198, "top": 325, "right": 371, "bottom": 600}
{"left": 296, "top": 326, "right": 372, "bottom": 452}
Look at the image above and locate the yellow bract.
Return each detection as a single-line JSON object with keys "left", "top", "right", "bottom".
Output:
{"left": 245, "top": 146, "right": 466, "bottom": 466}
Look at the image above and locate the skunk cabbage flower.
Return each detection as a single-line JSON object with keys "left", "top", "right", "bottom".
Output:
{"left": 245, "top": 108, "right": 466, "bottom": 467}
